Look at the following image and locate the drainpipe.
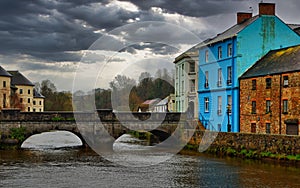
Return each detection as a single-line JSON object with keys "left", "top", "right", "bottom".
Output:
{"left": 279, "top": 74, "right": 282, "bottom": 134}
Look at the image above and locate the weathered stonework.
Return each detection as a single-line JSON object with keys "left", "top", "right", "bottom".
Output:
{"left": 240, "top": 72, "right": 300, "bottom": 135}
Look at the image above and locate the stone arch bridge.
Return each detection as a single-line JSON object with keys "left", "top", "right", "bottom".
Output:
{"left": 0, "top": 110, "right": 196, "bottom": 147}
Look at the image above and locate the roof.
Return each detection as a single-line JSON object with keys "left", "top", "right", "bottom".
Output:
{"left": 174, "top": 45, "right": 199, "bottom": 63}
{"left": 288, "top": 24, "right": 300, "bottom": 30}
{"left": 142, "top": 98, "right": 161, "bottom": 105}
{"left": 34, "top": 89, "right": 45, "bottom": 98}
{"left": 155, "top": 97, "right": 169, "bottom": 106}
{"left": 8, "top": 71, "right": 34, "bottom": 86}
{"left": 288, "top": 24, "right": 300, "bottom": 35}
{"left": 0, "top": 66, "right": 12, "bottom": 77}
{"left": 240, "top": 45, "right": 300, "bottom": 79}
{"left": 196, "top": 15, "right": 259, "bottom": 48}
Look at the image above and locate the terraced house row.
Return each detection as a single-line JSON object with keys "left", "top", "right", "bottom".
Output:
{"left": 0, "top": 66, "right": 44, "bottom": 112}
{"left": 174, "top": 3, "right": 300, "bottom": 135}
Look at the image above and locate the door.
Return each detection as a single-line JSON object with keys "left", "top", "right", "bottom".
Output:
{"left": 286, "top": 124, "right": 299, "bottom": 135}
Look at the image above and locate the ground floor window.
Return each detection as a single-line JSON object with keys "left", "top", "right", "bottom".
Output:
{"left": 266, "top": 123, "right": 271, "bottom": 134}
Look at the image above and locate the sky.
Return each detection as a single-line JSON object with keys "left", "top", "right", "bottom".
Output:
{"left": 0, "top": 0, "right": 300, "bottom": 91}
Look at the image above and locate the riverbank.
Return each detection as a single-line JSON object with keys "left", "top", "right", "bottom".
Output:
{"left": 181, "top": 130, "right": 300, "bottom": 166}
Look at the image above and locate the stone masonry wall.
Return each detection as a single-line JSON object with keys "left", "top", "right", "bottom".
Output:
{"left": 240, "top": 72, "right": 300, "bottom": 135}
{"left": 192, "top": 131, "right": 300, "bottom": 156}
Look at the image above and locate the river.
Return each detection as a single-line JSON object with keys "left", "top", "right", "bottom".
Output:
{"left": 1, "top": 131, "right": 300, "bottom": 187}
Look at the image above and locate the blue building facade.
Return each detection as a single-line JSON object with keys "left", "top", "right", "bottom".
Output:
{"left": 198, "top": 3, "right": 300, "bottom": 132}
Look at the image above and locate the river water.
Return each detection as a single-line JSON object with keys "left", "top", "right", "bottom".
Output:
{"left": 1, "top": 131, "right": 300, "bottom": 187}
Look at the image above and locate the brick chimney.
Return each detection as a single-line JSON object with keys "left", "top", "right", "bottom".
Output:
{"left": 259, "top": 3, "right": 275, "bottom": 15}
{"left": 237, "top": 12, "right": 253, "bottom": 24}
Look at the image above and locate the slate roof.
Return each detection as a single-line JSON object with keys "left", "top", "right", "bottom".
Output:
{"left": 34, "top": 89, "right": 45, "bottom": 98}
{"left": 0, "top": 66, "right": 12, "bottom": 77}
{"left": 288, "top": 24, "right": 300, "bottom": 35}
{"left": 196, "top": 15, "right": 259, "bottom": 48}
{"left": 240, "top": 45, "right": 300, "bottom": 79}
{"left": 8, "top": 71, "right": 34, "bottom": 86}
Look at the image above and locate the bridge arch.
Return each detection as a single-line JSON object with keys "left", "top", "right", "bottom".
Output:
{"left": 21, "top": 129, "right": 85, "bottom": 149}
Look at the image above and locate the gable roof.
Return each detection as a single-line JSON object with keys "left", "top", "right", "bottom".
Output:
{"left": 0, "top": 66, "right": 12, "bottom": 77}
{"left": 196, "top": 15, "right": 259, "bottom": 48}
{"left": 240, "top": 45, "right": 300, "bottom": 79}
{"left": 8, "top": 71, "right": 34, "bottom": 86}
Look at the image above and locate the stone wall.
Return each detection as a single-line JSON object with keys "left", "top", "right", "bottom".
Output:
{"left": 240, "top": 72, "right": 300, "bottom": 135}
{"left": 192, "top": 131, "right": 300, "bottom": 156}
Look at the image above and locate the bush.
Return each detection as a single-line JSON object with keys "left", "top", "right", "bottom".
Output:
{"left": 10, "top": 127, "right": 26, "bottom": 142}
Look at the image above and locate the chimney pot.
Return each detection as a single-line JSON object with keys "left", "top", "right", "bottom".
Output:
{"left": 237, "top": 12, "right": 252, "bottom": 24}
{"left": 259, "top": 3, "right": 275, "bottom": 15}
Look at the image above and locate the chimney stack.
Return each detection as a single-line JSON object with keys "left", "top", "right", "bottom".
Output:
{"left": 259, "top": 3, "right": 275, "bottom": 15}
{"left": 237, "top": 12, "right": 253, "bottom": 24}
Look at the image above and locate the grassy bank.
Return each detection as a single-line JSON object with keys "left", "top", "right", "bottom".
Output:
{"left": 181, "top": 142, "right": 300, "bottom": 164}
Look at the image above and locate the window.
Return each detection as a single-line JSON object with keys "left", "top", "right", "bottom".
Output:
{"left": 176, "top": 67, "right": 178, "bottom": 79}
{"left": 266, "top": 78, "right": 272, "bottom": 89}
{"left": 218, "top": 68, "right": 222, "bottom": 87}
{"left": 252, "top": 79, "right": 257, "bottom": 90}
{"left": 28, "top": 89, "right": 31, "bottom": 94}
{"left": 218, "top": 124, "right": 222, "bottom": 132}
{"left": 176, "top": 83, "right": 179, "bottom": 96}
{"left": 251, "top": 123, "right": 256, "bottom": 133}
{"left": 266, "top": 100, "right": 271, "bottom": 114}
{"left": 181, "top": 81, "right": 184, "bottom": 94}
{"left": 218, "top": 46, "right": 222, "bottom": 59}
{"left": 40, "top": 109, "right": 42, "bottom": 112}
{"left": 283, "top": 76, "right": 288, "bottom": 87}
{"left": 28, "top": 98, "right": 30, "bottom": 103}
{"left": 20, "top": 98, "right": 23, "bottom": 103}
{"left": 204, "top": 97, "right": 209, "bottom": 112}
{"left": 266, "top": 123, "right": 271, "bottom": 134}
{"left": 33, "top": 108, "right": 36, "bottom": 112}
{"left": 33, "top": 100, "right": 36, "bottom": 105}
{"left": 227, "top": 66, "right": 232, "bottom": 85}
{"left": 20, "top": 89, "right": 23, "bottom": 94}
{"left": 252, "top": 101, "right": 256, "bottom": 114}
{"left": 28, "top": 107, "right": 30, "bottom": 112}
{"left": 205, "top": 71, "right": 209, "bottom": 88}
{"left": 205, "top": 50, "right": 209, "bottom": 62}
{"left": 181, "top": 64, "right": 184, "bottom": 76}
{"left": 228, "top": 43, "right": 232, "bottom": 57}
{"left": 189, "top": 62, "right": 195, "bottom": 73}
{"left": 190, "top": 79, "right": 195, "bottom": 92}
{"left": 218, "top": 96, "right": 222, "bottom": 115}
{"left": 3, "top": 81, "right": 6, "bottom": 88}
{"left": 283, "top": 100, "right": 288, "bottom": 114}
{"left": 40, "top": 101, "right": 42, "bottom": 105}
{"left": 3, "top": 94, "right": 6, "bottom": 108}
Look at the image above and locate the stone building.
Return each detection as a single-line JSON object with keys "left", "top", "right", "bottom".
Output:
{"left": 197, "top": 3, "right": 300, "bottom": 132}
{"left": 240, "top": 45, "right": 300, "bottom": 135}
{"left": 0, "top": 65, "right": 44, "bottom": 112}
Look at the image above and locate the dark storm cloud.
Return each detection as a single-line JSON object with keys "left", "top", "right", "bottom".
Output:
{"left": 0, "top": 0, "right": 172, "bottom": 62}
{"left": 118, "top": 0, "right": 250, "bottom": 17}
{"left": 120, "top": 43, "right": 178, "bottom": 55}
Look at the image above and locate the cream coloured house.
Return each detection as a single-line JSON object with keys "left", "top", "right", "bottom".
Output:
{"left": 0, "top": 66, "right": 12, "bottom": 109}
{"left": 0, "top": 65, "right": 44, "bottom": 112}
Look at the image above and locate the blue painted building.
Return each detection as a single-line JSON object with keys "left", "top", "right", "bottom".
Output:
{"left": 197, "top": 3, "right": 300, "bottom": 132}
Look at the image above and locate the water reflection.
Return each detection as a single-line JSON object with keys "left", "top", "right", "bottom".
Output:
{"left": 21, "top": 131, "right": 83, "bottom": 149}
{"left": 1, "top": 134, "right": 300, "bottom": 187}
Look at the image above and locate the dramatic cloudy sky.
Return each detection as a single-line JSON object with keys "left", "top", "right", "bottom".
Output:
{"left": 0, "top": 0, "right": 299, "bottom": 91}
